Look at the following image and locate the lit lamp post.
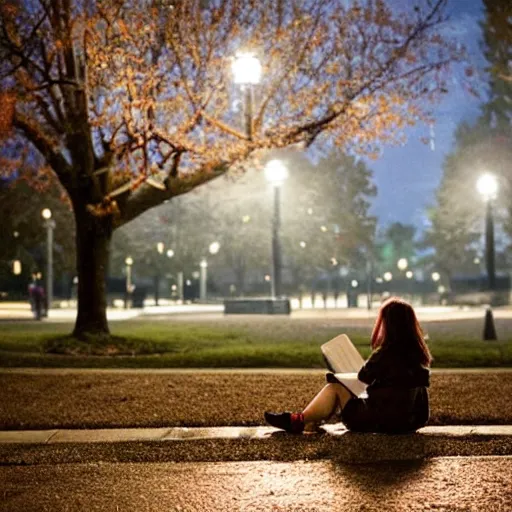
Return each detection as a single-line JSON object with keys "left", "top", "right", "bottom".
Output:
{"left": 265, "top": 160, "right": 288, "bottom": 298}
{"left": 41, "top": 208, "right": 55, "bottom": 312}
{"left": 232, "top": 52, "right": 261, "bottom": 139}
{"left": 199, "top": 241, "right": 220, "bottom": 301}
{"left": 397, "top": 258, "right": 408, "bottom": 271}
{"left": 125, "top": 256, "right": 133, "bottom": 308}
{"left": 155, "top": 242, "right": 165, "bottom": 306}
{"left": 476, "top": 173, "right": 498, "bottom": 290}
{"left": 12, "top": 231, "right": 21, "bottom": 276}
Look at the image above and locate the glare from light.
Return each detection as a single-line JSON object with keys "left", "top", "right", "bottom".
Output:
{"left": 264, "top": 274, "right": 271, "bottom": 282}
{"left": 200, "top": 259, "right": 208, "bottom": 268}
{"left": 320, "top": 225, "right": 327, "bottom": 232}
{"left": 397, "top": 258, "right": 408, "bottom": 271}
{"left": 209, "top": 241, "right": 220, "bottom": 254}
{"left": 476, "top": 173, "right": 498, "bottom": 201}
{"left": 473, "top": 257, "right": 480, "bottom": 265}
{"left": 192, "top": 271, "right": 200, "bottom": 279}
{"left": 431, "top": 272, "right": 441, "bottom": 282}
{"left": 156, "top": 242, "right": 164, "bottom": 254}
{"left": 307, "top": 208, "right": 313, "bottom": 215}
{"left": 232, "top": 52, "right": 262, "bottom": 85}
{"left": 13, "top": 231, "right": 19, "bottom": 238}
{"left": 330, "top": 257, "right": 338, "bottom": 266}
{"left": 438, "top": 285, "right": 446, "bottom": 294}
{"left": 13, "top": 260, "right": 22, "bottom": 275}
{"left": 351, "top": 279, "right": 358, "bottom": 288}
{"left": 171, "top": 284, "right": 177, "bottom": 291}
{"left": 167, "top": 249, "right": 175, "bottom": 258}
{"left": 264, "top": 160, "right": 288, "bottom": 185}
{"left": 299, "top": 241, "right": 306, "bottom": 248}
{"left": 376, "top": 277, "right": 383, "bottom": 283}
{"left": 383, "top": 272, "right": 393, "bottom": 282}
{"left": 186, "top": 279, "right": 192, "bottom": 286}
{"left": 242, "top": 215, "right": 251, "bottom": 223}
{"left": 125, "top": 256, "right": 133, "bottom": 266}
{"left": 41, "top": 208, "right": 52, "bottom": 220}
{"left": 406, "top": 270, "right": 413, "bottom": 279}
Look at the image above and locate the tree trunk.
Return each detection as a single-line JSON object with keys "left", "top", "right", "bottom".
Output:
{"left": 72, "top": 202, "right": 112, "bottom": 338}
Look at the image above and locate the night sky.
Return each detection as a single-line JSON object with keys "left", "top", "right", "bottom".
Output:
{"left": 370, "top": 0, "right": 486, "bottom": 234}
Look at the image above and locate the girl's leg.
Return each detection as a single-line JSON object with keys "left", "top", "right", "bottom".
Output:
{"left": 302, "top": 383, "right": 353, "bottom": 430}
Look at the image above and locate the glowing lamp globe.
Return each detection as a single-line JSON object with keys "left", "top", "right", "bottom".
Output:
{"left": 232, "top": 53, "right": 262, "bottom": 85}
{"left": 476, "top": 173, "right": 498, "bottom": 201}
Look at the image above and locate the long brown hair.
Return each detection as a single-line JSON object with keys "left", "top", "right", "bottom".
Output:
{"left": 371, "top": 297, "right": 432, "bottom": 366}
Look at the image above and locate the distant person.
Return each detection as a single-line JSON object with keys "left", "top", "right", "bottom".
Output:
{"left": 28, "top": 279, "right": 37, "bottom": 313}
{"left": 31, "top": 282, "right": 45, "bottom": 320}
{"left": 265, "top": 297, "right": 432, "bottom": 434}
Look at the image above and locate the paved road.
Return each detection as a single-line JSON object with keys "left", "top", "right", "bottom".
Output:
{"left": 2, "top": 456, "right": 511, "bottom": 511}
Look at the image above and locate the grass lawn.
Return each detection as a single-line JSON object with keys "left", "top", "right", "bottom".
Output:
{"left": 0, "top": 315, "right": 511, "bottom": 368}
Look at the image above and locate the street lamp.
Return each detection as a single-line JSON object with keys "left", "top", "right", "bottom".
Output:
{"left": 232, "top": 52, "right": 261, "bottom": 139}
{"left": 125, "top": 256, "right": 133, "bottom": 308}
{"left": 154, "top": 242, "right": 165, "bottom": 305}
{"left": 209, "top": 241, "right": 220, "bottom": 255}
{"left": 397, "top": 258, "right": 408, "bottom": 271}
{"left": 199, "top": 242, "right": 221, "bottom": 301}
{"left": 383, "top": 272, "right": 393, "bottom": 282}
{"left": 199, "top": 259, "right": 208, "bottom": 301}
{"left": 265, "top": 159, "right": 288, "bottom": 298}
{"left": 431, "top": 272, "right": 441, "bottom": 282}
{"left": 12, "top": 231, "right": 21, "bottom": 275}
{"left": 41, "top": 208, "right": 55, "bottom": 313}
{"left": 476, "top": 173, "right": 498, "bottom": 290}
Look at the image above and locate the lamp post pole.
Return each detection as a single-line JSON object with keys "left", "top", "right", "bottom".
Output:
{"left": 155, "top": 242, "right": 164, "bottom": 306}
{"left": 265, "top": 160, "right": 288, "bottom": 299}
{"left": 125, "top": 257, "right": 133, "bottom": 309}
{"left": 477, "top": 173, "right": 498, "bottom": 291}
{"left": 244, "top": 85, "right": 253, "bottom": 140}
{"left": 271, "top": 185, "right": 282, "bottom": 298}
{"left": 232, "top": 52, "right": 261, "bottom": 140}
{"left": 199, "top": 259, "right": 207, "bottom": 301}
{"left": 41, "top": 209, "right": 55, "bottom": 313}
{"left": 485, "top": 199, "right": 496, "bottom": 291}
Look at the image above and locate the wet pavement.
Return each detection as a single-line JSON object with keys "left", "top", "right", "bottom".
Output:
{"left": 2, "top": 456, "right": 511, "bottom": 511}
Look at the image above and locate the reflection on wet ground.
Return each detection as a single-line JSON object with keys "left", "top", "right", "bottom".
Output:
{"left": 2, "top": 457, "right": 512, "bottom": 511}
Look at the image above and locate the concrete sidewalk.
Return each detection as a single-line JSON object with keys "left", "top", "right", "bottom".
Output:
{"left": 2, "top": 424, "right": 512, "bottom": 464}
{"left": 2, "top": 301, "right": 511, "bottom": 322}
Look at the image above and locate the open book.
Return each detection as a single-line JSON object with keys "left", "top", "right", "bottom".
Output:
{"left": 321, "top": 334, "right": 367, "bottom": 398}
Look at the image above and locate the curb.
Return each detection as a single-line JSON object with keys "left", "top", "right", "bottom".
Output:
{"left": 2, "top": 425, "right": 512, "bottom": 445}
{"left": 1, "top": 425, "right": 512, "bottom": 465}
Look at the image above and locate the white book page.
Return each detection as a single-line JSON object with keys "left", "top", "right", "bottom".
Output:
{"left": 321, "top": 334, "right": 365, "bottom": 373}
{"left": 332, "top": 372, "right": 367, "bottom": 398}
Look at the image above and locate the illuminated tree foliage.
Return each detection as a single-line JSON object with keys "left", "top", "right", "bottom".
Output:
{"left": 1, "top": 0, "right": 462, "bottom": 337}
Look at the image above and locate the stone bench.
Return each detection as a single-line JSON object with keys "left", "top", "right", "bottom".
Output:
{"left": 224, "top": 298, "right": 291, "bottom": 315}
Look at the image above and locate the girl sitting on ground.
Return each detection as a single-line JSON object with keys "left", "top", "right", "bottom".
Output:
{"left": 265, "top": 297, "right": 432, "bottom": 434}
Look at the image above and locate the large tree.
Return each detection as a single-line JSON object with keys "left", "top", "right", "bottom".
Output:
{"left": 422, "top": 0, "right": 512, "bottom": 273}
{"left": 1, "top": 0, "right": 463, "bottom": 338}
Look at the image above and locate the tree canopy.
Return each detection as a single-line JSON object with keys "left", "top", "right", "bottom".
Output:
{"left": 0, "top": 0, "right": 465, "bottom": 337}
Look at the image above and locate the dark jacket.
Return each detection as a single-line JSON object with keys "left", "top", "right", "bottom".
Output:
{"left": 349, "top": 344, "right": 430, "bottom": 433}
